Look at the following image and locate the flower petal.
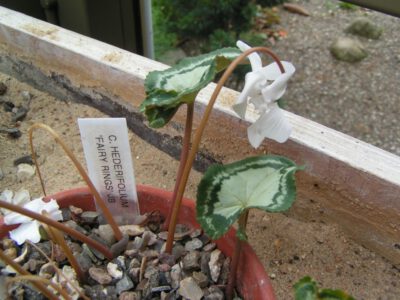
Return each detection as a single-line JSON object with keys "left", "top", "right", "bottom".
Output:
{"left": 233, "top": 72, "right": 263, "bottom": 118}
{"left": 9, "top": 220, "right": 41, "bottom": 245}
{"left": 236, "top": 40, "right": 262, "bottom": 70}
{"left": 13, "top": 189, "right": 30, "bottom": 206}
{"left": 247, "top": 103, "right": 292, "bottom": 147}
{"left": 261, "top": 61, "right": 295, "bottom": 81}
{"left": 4, "top": 198, "right": 62, "bottom": 225}
{"left": 261, "top": 72, "right": 293, "bottom": 102}
{"left": 0, "top": 189, "right": 13, "bottom": 202}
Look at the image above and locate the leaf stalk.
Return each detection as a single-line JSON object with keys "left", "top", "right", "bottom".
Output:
{"left": 165, "top": 47, "right": 285, "bottom": 253}
{"left": 163, "top": 103, "right": 194, "bottom": 230}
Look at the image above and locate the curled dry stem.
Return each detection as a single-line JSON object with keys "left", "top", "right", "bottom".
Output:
{"left": 28, "top": 123, "right": 123, "bottom": 240}
{"left": 26, "top": 240, "right": 90, "bottom": 300}
{"left": 0, "top": 249, "right": 57, "bottom": 300}
{"left": 42, "top": 212, "right": 85, "bottom": 283}
{"left": 0, "top": 200, "right": 113, "bottom": 259}
{"left": 6, "top": 275, "right": 72, "bottom": 300}
{"left": 165, "top": 47, "right": 285, "bottom": 253}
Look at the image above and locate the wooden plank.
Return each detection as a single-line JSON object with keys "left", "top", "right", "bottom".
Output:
{"left": 0, "top": 6, "right": 399, "bottom": 265}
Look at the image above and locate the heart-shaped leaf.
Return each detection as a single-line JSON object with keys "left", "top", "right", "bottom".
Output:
{"left": 196, "top": 155, "right": 302, "bottom": 240}
{"left": 294, "top": 276, "right": 355, "bottom": 300}
{"left": 140, "top": 47, "right": 241, "bottom": 128}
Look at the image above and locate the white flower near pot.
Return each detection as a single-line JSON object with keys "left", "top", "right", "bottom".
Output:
{"left": 4, "top": 197, "right": 63, "bottom": 245}
{"left": 233, "top": 40, "right": 296, "bottom": 147}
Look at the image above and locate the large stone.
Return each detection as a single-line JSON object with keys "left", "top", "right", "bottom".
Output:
{"left": 330, "top": 37, "right": 367, "bottom": 62}
{"left": 178, "top": 277, "right": 204, "bottom": 300}
{"left": 346, "top": 17, "right": 382, "bottom": 39}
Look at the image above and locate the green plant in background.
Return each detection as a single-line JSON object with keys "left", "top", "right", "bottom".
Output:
{"left": 338, "top": 1, "right": 358, "bottom": 10}
{"left": 151, "top": 0, "right": 177, "bottom": 59}
{"left": 294, "top": 276, "right": 355, "bottom": 300}
{"left": 155, "top": 0, "right": 256, "bottom": 42}
{"left": 256, "top": 0, "right": 288, "bottom": 7}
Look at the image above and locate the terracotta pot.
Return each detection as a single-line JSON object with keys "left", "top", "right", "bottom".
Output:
{"left": 0, "top": 185, "right": 276, "bottom": 299}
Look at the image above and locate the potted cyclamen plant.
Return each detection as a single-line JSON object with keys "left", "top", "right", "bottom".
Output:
{"left": 0, "top": 41, "right": 301, "bottom": 299}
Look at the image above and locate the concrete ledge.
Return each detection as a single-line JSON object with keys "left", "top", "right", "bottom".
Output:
{"left": 0, "top": 6, "right": 399, "bottom": 265}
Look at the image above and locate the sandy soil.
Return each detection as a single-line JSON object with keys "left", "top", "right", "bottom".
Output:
{"left": 0, "top": 72, "right": 399, "bottom": 299}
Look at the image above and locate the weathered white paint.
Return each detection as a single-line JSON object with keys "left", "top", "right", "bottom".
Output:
{"left": 0, "top": 6, "right": 399, "bottom": 264}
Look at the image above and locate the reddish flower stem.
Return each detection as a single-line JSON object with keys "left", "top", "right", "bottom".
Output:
{"left": 163, "top": 103, "right": 194, "bottom": 231}
{"left": 165, "top": 47, "right": 285, "bottom": 254}
{"left": 0, "top": 200, "right": 114, "bottom": 260}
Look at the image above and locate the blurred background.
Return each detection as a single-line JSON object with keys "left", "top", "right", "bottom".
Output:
{"left": 1, "top": 0, "right": 399, "bottom": 156}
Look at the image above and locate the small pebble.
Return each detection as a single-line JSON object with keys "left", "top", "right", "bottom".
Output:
{"left": 16, "top": 163, "right": 35, "bottom": 182}
{"left": 0, "top": 127, "right": 21, "bottom": 139}
{"left": 170, "top": 264, "right": 182, "bottom": 288}
{"left": 203, "top": 242, "right": 217, "bottom": 252}
{"left": 13, "top": 155, "right": 33, "bottom": 166}
{"left": 12, "top": 107, "right": 28, "bottom": 122}
{"left": 178, "top": 277, "right": 204, "bottom": 300}
{"left": 209, "top": 249, "right": 224, "bottom": 282}
{"left": 119, "top": 291, "right": 140, "bottom": 300}
{"left": 192, "top": 271, "right": 209, "bottom": 288}
{"left": 182, "top": 251, "right": 201, "bottom": 271}
{"left": 0, "top": 82, "right": 7, "bottom": 95}
{"left": 21, "top": 91, "right": 32, "bottom": 101}
{"left": 81, "top": 211, "right": 99, "bottom": 223}
{"left": 119, "top": 224, "right": 145, "bottom": 237}
{"left": 107, "top": 262, "right": 123, "bottom": 279}
{"left": 2, "top": 101, "right": 14, "bottom": 112}
{"left": 0, "top": 167, "right": 4, "bottom": 180}
{"left": 185, "top": 238, "right": 203, "bottom": 251}
{"left": 206, "top": 286, "right": 224, "bottom": 300}
{"left": 190, "top": 228, "right": 202, "bottom": 238}
{"left": 89, "top": 267, "right": 112, "bottom": 284}
{"left": 97, "top": 224, "right": 117, "bottom": 245}
{"left": 69, "top": 205, "right": 83, "bottom": 215}
{"left": 3, "top": 247, "right": 17, "bottom": 260}
{"left": 116, "top": 275, "right": 134, "bottom": 294}
{"left": 151, "top": 285, "right": 171, "bottom": 293}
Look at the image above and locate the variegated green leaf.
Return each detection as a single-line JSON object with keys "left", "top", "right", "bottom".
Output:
{"left": 196, "top": 155, "right": 302, "bottom": 240}
{"left": 294, "top": 276, "right": 355, "bottom": 300}
{"left": 140, "top": 47, "right": 241, "bottom": 128}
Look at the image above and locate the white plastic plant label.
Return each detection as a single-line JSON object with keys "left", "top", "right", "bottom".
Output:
{"left": 78, "top": 118, "right": 140, "bottom": 225}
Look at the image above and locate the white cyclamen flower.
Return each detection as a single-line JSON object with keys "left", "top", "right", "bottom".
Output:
{"left": 233, "top": 40, "right": 295, "bottom": 148}
{"left": 4, "top": 197, "right": 63, "bottom": 245}
{"left": 0, "top": 189, "right": 30, "bottom": 215}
